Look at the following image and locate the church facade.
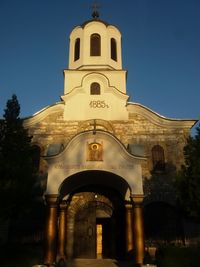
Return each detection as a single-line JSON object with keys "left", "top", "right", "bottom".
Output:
{"left": 23, "top": 14, "right": 197, "bottom": 266}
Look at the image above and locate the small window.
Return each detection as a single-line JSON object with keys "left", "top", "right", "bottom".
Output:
{"left": 152, "top": 145, "right": 165, "bottom": 172}
{"left": 74, "top": 38, "right": 80, "bottom": 61}
{"left": 111, "top": 38, "right": 117, "bottom": 61}
{"left": 90, "top": 82, "right": 100, "bottom": 95}
{"left": 90, "top": 34, "right": 101, "bottom": 56}
{"left": 47, "top": 144, "right": 64, "bottom": 156}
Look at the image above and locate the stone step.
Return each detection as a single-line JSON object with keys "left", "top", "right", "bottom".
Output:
{"left": 65, "top": 259, "right": 141, "bottom": 267}
{"left": 32, "top": 260, "right": 157, "bottom": 267}
{"left": 65, "top": 259, "right": 118, "bottom": 267}
{"left": 64, "top": 259, "right": 156, "bottom": 267}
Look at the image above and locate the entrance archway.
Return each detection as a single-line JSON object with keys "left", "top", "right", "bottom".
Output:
{"left": 60, "top": 171, "right": 127, "bottom": 259}
{"left": 43, "top": 130, "right": 145, "bottom": 264}
{"left": 43, "top": 130, "right": 146, "bottom": 266}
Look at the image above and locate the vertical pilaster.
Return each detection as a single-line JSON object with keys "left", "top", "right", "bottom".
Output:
{"left": 44, "top": 194, "right": 59, "bottom": 266}
{"left": 125, "top": 203, "right": 134, "bottom": 256}
{"left": 57, "top": 201, "right": 67, "bottom": 261}
{"left": 132, "top": 195, "right": 144, "bottom": 267}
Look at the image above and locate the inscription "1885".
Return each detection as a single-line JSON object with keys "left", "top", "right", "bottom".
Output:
{"left": 89, "top": 100, "right": 109, "bottom": 108}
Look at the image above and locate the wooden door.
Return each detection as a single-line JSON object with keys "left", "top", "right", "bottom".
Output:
{"left": 74, "top": 204, "right": 96, "bottom": 258}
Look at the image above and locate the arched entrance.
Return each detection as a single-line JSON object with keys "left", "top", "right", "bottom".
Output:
{"left": 43, "top": 131, "right": 145, "bottom": 266}
{"left": 60, "top": 171, "right": 127, "bottom": 259}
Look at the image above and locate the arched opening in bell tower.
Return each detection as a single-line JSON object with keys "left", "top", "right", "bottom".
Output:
{"left": 90, "top": 33, "right": 101, "bottom": 56}
{"left": 74, "top": 38, "right": 80, "bottom": 61}
{"left": 111, "top": 38, "right": 117, "bottom": 61}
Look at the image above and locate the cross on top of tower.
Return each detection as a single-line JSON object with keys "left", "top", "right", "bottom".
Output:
{"left": 91, "top": 2, "right": 100, "bottom": 19}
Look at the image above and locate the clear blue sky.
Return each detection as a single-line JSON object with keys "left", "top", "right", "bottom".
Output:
{"left": 0, "top": 0, "right": 200, "bottom": 124}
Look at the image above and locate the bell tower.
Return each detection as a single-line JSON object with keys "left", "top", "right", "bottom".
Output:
{"left": 61, "top": 13, "right": 129, "bottom": 120}
{"left": 68, "top": 16, "right": 122, "bottom": 70}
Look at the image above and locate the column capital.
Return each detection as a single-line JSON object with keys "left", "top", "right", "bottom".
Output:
{"left": 45, "top": 194, "right": 59, "bottom": 207}
{"left": 60, "top": 200, "right": 68, "bottom": 210}
{"left": 131, "top": 195, "right": 144, "bottom": 206}
{"left": 125, "top": 201, "right": 133, "bottom": 209}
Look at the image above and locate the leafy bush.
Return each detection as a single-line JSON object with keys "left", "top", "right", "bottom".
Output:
{"left": 155, "top": 246, "right": 199, "bottom": 267}
{"left": 1, "top": 244, "right": 43, "bottom": 267}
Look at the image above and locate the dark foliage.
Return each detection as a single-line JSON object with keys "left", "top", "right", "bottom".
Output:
{"left": 0, "top": 94, "right": 36, "bottom": 220}
{"left": 175, "top": 123, "right": 200, "bottom": 221}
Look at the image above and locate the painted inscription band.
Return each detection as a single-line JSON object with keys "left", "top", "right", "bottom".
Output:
{"left": 54, "top": 163, "right": 134, "bottom": 170}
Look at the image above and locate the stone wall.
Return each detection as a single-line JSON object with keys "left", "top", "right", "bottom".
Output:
{"left": 25, "top": 110, "right": 190, "bottom": 181}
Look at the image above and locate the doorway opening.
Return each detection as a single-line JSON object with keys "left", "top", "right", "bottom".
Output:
{"left": 70, "top": 189, "right": 125, "bottom": 259}
{"left": 73, "top": 198, "right": 115, "bottom": 259}
{"left": 96, "top": 223, "right": 102, "bottom": 258}
{"left": 60, "top": 171, "right": 128, "bottom": 259}
{"left": 96, "top": 217, "right": 114, "bottom": 259}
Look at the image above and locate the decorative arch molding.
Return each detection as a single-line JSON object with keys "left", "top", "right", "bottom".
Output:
{"left": 61, "top": 72, "right": 129, "bottom": 120}
{"left": 80, "top": 20, "right": 121, "bottom": 34}
{"left": 63, "top": 72, "right": 127, "bottom": 100}
{"left": 81, "top": 72, "right": 128, "bottom": 99}
{"left": 127, "top": 102, "right": 197, "bottom": 129}
{"left": 58, "top": 170, "right": 131, "bottom": 200}
{"left": 23, "top": 103, "right": 64, "bottom": 127}
{"left": 44, "top": 131, "right": 146, "bottom": 197}
{"left": 67, "top": 191, "right": 113, "bottom": 219}
{"left": 77, "top": 119, "right": 115, "bottom": 134}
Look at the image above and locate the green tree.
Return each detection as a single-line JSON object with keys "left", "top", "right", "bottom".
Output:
{"left": 0, "top": 94, "right": 35, "bottom": 219}
{"left": 176, "top": 123, "right": 200, "bottom": 221}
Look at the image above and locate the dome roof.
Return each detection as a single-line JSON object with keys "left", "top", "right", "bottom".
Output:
{"left": 78, "top": 8, "right": 117, "bottom": 28}
{"left": 81, "top": 18, "right": 110, "bottom": 28}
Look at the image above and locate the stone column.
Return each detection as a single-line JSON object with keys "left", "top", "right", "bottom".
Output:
{"left": 125, "top": 203, "right": 134, "bottom": 256}
{"left": 132, "top": 195, "right": 145, "bottom": 267}
{"left": 44, "top": 194, "right": 59, "bottom": 266}
{"left": 57, "top": 201, "right": 67, "bottom": 261}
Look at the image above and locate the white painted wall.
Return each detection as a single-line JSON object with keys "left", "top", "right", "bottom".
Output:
{"left": 45, "top": 131, "right": 145, "bottom": 197}
{"left": 62, "top": 72, "right": 128, "bottom": 120}
{"left": 61, "top": 19, "right": 129, "bottom": 121}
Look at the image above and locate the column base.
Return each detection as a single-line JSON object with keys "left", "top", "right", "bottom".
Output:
{"left": 56, "top": 257, "right": 67, "bottom": 266}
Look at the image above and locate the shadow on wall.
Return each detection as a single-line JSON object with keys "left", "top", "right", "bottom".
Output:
{"left": 143, "top": 162, "right": 185, "bottom": 245}
{"left": 143, "top": 162, "right": 177, "bottom": 205}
